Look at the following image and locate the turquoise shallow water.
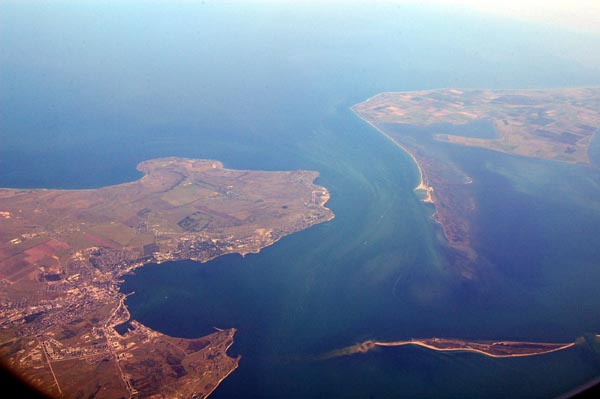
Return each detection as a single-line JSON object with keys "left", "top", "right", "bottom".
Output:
{"left": 2, "top": 2, "right": 600, "bottom": 397}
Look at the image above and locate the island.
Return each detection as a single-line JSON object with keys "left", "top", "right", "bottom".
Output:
{"left": 322, "top": 337, "right": 576, "bottom": 360}
{"left": 0, "top": 158, "right": 334, "bottom": 398}
{"left": 353, "top": 88, "right": 600, "bottom": 277}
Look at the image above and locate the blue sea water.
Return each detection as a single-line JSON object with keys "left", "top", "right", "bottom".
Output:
{"left": 2, "top": 2, "right": 600, "bottom": 397}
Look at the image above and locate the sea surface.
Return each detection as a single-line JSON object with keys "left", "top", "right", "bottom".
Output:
{"left": 2, "top": 2, "right": 600, "bottom": 397}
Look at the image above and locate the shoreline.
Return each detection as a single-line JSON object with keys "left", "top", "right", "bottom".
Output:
{"left": 350, "top": 107, "right": 434, "bottom": 204}
{"left": 205, "top": 335, "right": 241, "bottom": 399}
{"left": 0, "top": 157, "right": 336, "bottom": 398}
{"left": 436, "top": 133, "right": 593, "bottom": 165}
{"left": 372, "top": 340, "right": 576, "bottom": 359}
{"left": 351, "top": 105, "right": 477, "bottom": 260}
{"left": 322, "top": 338, "right": 577, "bottom": 361}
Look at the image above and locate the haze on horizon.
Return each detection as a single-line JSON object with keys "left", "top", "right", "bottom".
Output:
{"left": 261, "top": 0, "right": 600, "bottom": 35}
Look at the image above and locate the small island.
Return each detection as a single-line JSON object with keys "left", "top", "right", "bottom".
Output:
{"left": 0, "top": 158, "right": 334, "bottom": 398}
{"left": 353, "top": 88, "right": 600, "bottom": 277}
{"left": 322, "top": 337, "right": 575, "bottom": 360}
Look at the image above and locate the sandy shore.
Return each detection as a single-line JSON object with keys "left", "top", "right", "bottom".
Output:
{"left": 322, "top": 338, "right": 576, "bottom": 360}
{"left": 372, "top": 340, "right": 575, "bottom": 359}
{"left": 351, "top": 107, "right": 434, "bottom": 204}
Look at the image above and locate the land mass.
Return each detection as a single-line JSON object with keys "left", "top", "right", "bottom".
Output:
{"left": 322, "top": 337, "right": 576, "bottom": 360}
{"left": 0, "top": 157, "right": 334, "bottom": 398}
{"left": 353, "top": 88, "right": 600, "bottom": 277}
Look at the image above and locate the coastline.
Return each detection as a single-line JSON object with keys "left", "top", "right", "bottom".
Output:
{"left": 351, "top": 103, "right": 478, "bottom": 264}
{"left": 322, "top": 338, "right": 576, "bottom": 361}
{"left": 372, "top": 340, "right": 576, "bottom": 359}
{"left": 350, "top": 106, "right": 434, "bottom": 204}
{"left": 0, "top": 157, "right": 335, "bottom": 398}
{"left": 205, "top": 337, "right": 241, "bottom": 399}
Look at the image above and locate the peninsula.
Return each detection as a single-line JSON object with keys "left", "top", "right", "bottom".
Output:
{"left": 353, "top": 88, "right": 600, "bottom": 276}
{"left": 0, "top": 158, "right": 334, "bottom": 398}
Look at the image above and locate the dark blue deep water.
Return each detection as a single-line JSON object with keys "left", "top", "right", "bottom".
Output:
{"left": 2, "top": 2, "right": 600, "bottom": 397}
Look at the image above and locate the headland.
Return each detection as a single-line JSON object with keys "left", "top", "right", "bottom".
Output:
{"left": 0, "top": 157, "right": 334, "bottom": 398}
